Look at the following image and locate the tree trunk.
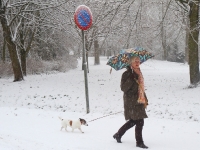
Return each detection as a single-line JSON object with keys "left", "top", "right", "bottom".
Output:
{"left": 2, "top": 37, "right": 6, "bottom": 63}
{"left": 19, "top": 18, "right": 26, "bottom": 76}
{"left": 82, "top": 50, "right": 84, "bottom": 70}
{"left": 19, "top": 27, "right": 35, "bottom": 76}
{"left": 94, "top": 39, "right": 100, "bottom": 65}
{"left": 188, "top": 1, "right": 200, "bottom": 85}
{"left": 21, "top": 49, "right": 26, "bottom": 76}
{"left": 185, "top": 15, "right": 189, "bottom": 63}
{"left": 161, "top": 29, "right": 167, "bottom": 60}
{"left": 107, "top": 49, "right": 111, "bottom": 59}
{"left": 161, "top": 2, "right": 167, "bottom": 60}
{"left": 0, "top": 5, "right": 23, "bottom": 81}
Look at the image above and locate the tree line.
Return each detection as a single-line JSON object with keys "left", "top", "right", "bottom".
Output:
{"left": 0, "top": 0, "right": 199, "bottom": 86}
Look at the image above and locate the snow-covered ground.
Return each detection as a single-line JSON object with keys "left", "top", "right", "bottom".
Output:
{"left": 0, "top": 57, "right": 200, "bottom": 150}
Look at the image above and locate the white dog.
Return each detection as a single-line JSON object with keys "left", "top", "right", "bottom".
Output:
{"left": 58, "top": 117, "right": 88, "bottom": 133}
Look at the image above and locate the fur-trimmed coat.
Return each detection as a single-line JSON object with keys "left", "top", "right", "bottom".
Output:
{"left": 121, "top": 67, "right": 148, "bottom": 120}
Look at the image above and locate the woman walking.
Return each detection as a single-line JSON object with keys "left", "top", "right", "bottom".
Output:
{"left": 113, "top": 56, "right": 149, "bottom": 149}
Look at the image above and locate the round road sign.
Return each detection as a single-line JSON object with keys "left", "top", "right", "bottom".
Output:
{"left": 74, "top": 5, "right": 93, "bottom": 30}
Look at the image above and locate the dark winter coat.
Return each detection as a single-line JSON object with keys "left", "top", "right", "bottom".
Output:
{"left": 121, "top": 67, "right": 148, "bottom": 120}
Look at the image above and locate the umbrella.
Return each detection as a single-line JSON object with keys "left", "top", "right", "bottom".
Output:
{"left": 107, "top": 47, "right": 154, "bottom": 71}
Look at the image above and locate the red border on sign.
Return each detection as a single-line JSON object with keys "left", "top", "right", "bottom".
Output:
{"left": 74, "top": 5, "right": 93, "bottom": 30}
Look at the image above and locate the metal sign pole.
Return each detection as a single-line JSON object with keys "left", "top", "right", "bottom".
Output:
{"left": 74, "top": 5, "right": 92, "bottom": 114}
{"left": 82, "top": 30, "right": 90, "bottom": 113}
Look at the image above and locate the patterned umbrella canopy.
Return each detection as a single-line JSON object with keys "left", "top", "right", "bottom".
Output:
{"left": 107, "top": 47, "right": 154, "bottom": 71}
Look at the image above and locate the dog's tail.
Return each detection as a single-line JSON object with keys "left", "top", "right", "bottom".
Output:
{"left": 58, "top": 116, "right": 64, "bottom": 121}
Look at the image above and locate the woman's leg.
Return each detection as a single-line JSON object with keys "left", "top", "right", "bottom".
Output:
{"left": 113, "top": 119, "right": 135, "bottom": 143}
{"left": 135, "top": 119, "right": 148, "bottom": 148}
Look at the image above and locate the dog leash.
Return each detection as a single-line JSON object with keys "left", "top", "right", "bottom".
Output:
{"left": 88, "top": 111, "right": 123, "bottom": 123}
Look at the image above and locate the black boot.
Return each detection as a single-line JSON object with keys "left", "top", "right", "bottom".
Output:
{"left": 135, "top": 119, "right": 148, "bottom": 148}
{"left": 113, "top": 133, "right": 122, "bottom": 143}
{"left": 136, "top": 142, "right": 148, "bottom": 149}
{"left": 113, "top": 120, "right": 135, "bottom": 143}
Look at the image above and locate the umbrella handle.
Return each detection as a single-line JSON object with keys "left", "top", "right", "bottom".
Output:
{"left": 110, "top": 68, "right": 112, "bottom": 74}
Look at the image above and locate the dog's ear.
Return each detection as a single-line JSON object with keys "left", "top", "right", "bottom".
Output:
{"left": 79, "top": 118, "right": 83, "bottom": 124}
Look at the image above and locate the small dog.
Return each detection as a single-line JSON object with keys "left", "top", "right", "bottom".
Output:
{"left": 58, "top": 117, "right": 88, "bottom": 133}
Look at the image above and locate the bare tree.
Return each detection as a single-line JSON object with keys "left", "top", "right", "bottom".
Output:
{"left": 1, "top": 0, "right": 74, "bottom": 78}
{"left": 0, "top": 0, "right": 24, "bottom": 81}
{"left": 1, "top": 0, "right": 199, "bottom": 86}
{"left": 176, "top": 0, "right": 200, "bottom": 85}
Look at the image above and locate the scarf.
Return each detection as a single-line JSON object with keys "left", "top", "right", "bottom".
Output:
{"left": 132, "top": 67, "right": 147, "bottom": 108}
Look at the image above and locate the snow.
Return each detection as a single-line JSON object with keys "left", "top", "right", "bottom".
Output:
{"left": 0, "top": 57, "right": 200, "bottom": 150}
